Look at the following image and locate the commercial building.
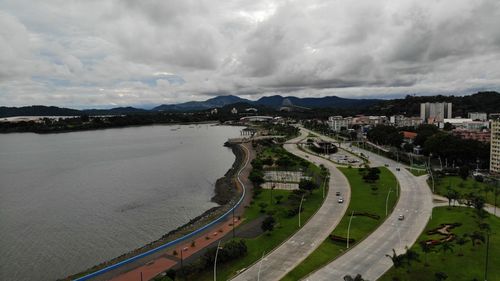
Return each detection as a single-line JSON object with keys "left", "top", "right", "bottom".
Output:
{"left": 420, "top": 102, "right": 452, "bottom": 123}
{"left": 468, "top": 112, "right": 488, "bottom": 121}
{"left": 390, "top": 115, "right": 423, "bottom": 127}
{"left": 491, "top": 114, "right": 500, "bottom": 174}
{"left": 328, "top": 116, "right": 352, "bottom": 132}
{"left": 453, "top": 130, "right": 491, "bottom": 143}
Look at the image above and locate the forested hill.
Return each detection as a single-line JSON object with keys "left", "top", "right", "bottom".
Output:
{"left": 367, "top": 91, "right": 500, "bottom": 117}
{"left": 0, "top": 105, "right": 82, "bottom": 118}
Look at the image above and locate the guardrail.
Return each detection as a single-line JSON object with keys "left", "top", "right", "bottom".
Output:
{"left": 74, "top": 144, "right": 250, "bottom": 281}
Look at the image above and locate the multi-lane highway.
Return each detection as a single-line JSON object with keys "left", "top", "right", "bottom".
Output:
{"left": 231, "top": 131, "right": 351, "bottom": 281}
{"left": 303, "top": 129, "right": 433, "bottom": 280}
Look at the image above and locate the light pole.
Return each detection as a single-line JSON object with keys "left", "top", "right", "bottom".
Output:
{"left": 180, "top": 247, "right": 184, "bottom": 279}
{"left": 298, "top": 194, "right": 305, "bottom": 227}
{"left": 232, "top": 208, "right": 235, "bottom": 238}
{"left": 270, "top": 184, "right": 275, "bottom": 205}
{"left": 347, "top": 210, "right": 355, "bottom": 248}
{"left": 213, "top": 240, "right": 222, "bottom": 281}
{"left": 385, "top": 189, "right": 393, "bottom": 217}
{"left": 396, "top": 181, "right": 399, "bottom": 198}
{"left": 322, "top": 176, "right": 328, "bottom": 199}
{"left": 257, "top": 251, "right": 265, "bottom": 281}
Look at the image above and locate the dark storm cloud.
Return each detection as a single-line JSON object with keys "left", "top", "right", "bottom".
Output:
{"left": 0, "top": 0, "right": 499, "bottom": 107}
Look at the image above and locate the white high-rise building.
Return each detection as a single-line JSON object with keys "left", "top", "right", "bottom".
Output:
{"left": 491, "top": 114, "right": 500, "bottom": 174}
{"left": 420, "top": 102, "right": 452, "bottom": 123}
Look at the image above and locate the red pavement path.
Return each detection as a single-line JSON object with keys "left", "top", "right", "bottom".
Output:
{"left": 110, "top": 214, "right": 243, "bottom": 281}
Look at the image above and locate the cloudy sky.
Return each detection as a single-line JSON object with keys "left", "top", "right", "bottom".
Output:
{"left": 1, "top": 0, "right": 500, "bottom": 108}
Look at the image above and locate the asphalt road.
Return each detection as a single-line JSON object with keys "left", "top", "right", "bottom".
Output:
{"left": 231, "top": 131, "right": 351, "bottom": 281}
{"left": 303, "top": 129, "right": 433, "bottom": 281}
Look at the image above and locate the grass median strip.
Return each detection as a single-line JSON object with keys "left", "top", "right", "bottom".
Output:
{"left": 406, "top": 167, "right": 427, "bottom": 177}
{"left": 281, "top": 166, "right": 398, "bottom": 281}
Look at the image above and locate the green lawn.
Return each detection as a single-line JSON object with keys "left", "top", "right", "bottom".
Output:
{"left": 406, "top": 167, "right": 427, "bottom": 177}
{"left": 434, "top": 175, "right": 499, "bottom": 207}
{"left": 281, "top": 166, "right": 399, "bottom": 281}
{"left": 191, "top": 186, "right": 326, "bottom": 281}
{"left": 380, "top": 207, "right": 500, "bottom": 281}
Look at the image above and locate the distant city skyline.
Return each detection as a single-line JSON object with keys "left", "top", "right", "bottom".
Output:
{"left": 1, "top": 0, "right": 500, "bottom": 107}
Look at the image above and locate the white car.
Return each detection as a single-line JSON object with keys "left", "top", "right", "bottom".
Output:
{"left": 338, "top": 197, "right": 344, "bottom": 203}
{"left": 398, "top": 214, "right": 405, "bottom": 220}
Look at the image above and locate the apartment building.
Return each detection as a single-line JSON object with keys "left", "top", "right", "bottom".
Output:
{"left": 491, "top": 114, "right": 500, "bottom": 174}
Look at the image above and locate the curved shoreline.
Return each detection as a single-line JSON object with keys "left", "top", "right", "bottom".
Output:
{"left": 64, "top": 143, "right": 247, "bottom": 281}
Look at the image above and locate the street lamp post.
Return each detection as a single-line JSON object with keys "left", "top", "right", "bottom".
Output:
{"left": 322, "top": 176, "right": 328, "bottom": 199}
{"left": 396, "top": 181, "right": 399, "bottom": 198}
{"left": 386, "top": 189, "right": 393, "bottom": 217}
{"left": 270, "top": 184, "right": 275, "bottom": 205}
{"left": 180, "top": 248, "right": 184, "bottom": 279}
{"left": 257, "top": 251, "right": 265, "bottom": 281}
{"left": 347, "top": 210, "right": 355, "bottom": 248}
{"left": 214, "top": 240, "right": 222, "bottom": 281}
{"left": 232, "top": 208, "right": 235, "bottom": 238}
{"left": 299, "top": 194, "right": 305, "bottom": 227}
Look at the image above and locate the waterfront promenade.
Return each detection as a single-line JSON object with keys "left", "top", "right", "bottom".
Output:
{"left": 76, "top": 142, "right": 254, "bottom": 281}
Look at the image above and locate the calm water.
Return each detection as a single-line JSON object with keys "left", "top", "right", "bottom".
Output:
{"left": 0, "top": 124, "right": 243, "bottom": 281}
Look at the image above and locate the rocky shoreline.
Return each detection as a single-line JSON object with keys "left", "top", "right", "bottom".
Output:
{"left": 64, "top": 143, "right": 246, "bottom": 281}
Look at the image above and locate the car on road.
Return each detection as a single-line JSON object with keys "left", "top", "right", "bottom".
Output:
{"left": 398, "top": 214, "right": 405, "bottom": 220}
{"left": 396, "top": 168, "right": 401, "bottom": 171}
{"left": 384, "top": 164, "right": 389, "bottom": 167}
{"left": 338, "top": 197, "right": 344, "bottom": 203}
{"left": 336, "top": 191, "right": 341, "bottom": 196}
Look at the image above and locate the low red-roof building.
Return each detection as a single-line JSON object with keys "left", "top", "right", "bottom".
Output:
{"left": 402, "top": 131, "right": 417, "bottom": 143}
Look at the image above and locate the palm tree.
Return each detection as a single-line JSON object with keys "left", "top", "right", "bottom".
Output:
{"left": 439, "top": 241, "right": 454, "bottom": 257}
{"left": 386, "top": 249, "right": 405, "bottom": 268}
{"left": 455, "top": 234, "right": 469, "bottom": 256}
{"left": 419, "top": 241, "right": 433, "bottom": 265}
{"left": 469, "top": 231, "right": 485, "bottom": 247}
{"left": 404, "top": 247, "right": 420, "bottom": 271}
{"left": 445, "top": 188, "right": 459, "bottom": 207}
{"left": 434, "top": 271, "right": 448, "bottom": 281}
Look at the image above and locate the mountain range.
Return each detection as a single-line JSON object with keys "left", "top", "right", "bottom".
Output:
{"left": 1, "top": 92, "right": 499, "bottom": 118}
{"left": 152, "top": 95, "right": 381, "bottom": 111}
{"left": 0, "top": 95, "right": 381, "bottom": 117}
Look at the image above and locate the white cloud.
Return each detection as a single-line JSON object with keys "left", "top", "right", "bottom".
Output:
{"left": 0, "top": 0, "right": 499, "bottom": 107}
